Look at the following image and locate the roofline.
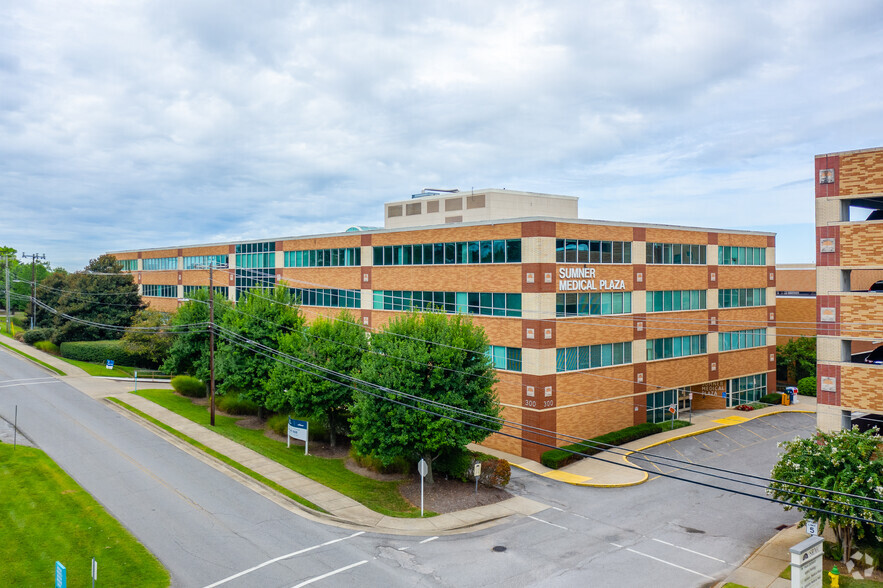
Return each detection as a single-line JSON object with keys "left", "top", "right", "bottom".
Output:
{"left": 816, "top": 145, "right": 883, "bottom": 158}
{"left": 107, "top": 216, "right": 775, "bottom": 255}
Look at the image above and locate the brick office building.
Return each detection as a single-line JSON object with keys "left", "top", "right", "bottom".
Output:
{"left": 109, "top": 189, "right": 776, "bottom": 460}
{"left": 815, "top": 147, "right": 883, "bottom": 432}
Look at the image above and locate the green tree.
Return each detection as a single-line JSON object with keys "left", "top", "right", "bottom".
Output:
{"left": 49, "top": 255, "right": 143, "bottom": 343}
{"left": 18, "top": 258, "right": 52, "bottom": 316}
{"left": 350, "top": 311, "right": 501, "bottom": 484}
{"left": 776, "top": 337, "right": 816, "bottom": 383}
{"left": 768, "top": 427, "right": 883, "bottom": 561}
{"left": 215, "top": 286, "right": 304, "bottom": 413}
{"left": 267, "top": 311, "right": 368, "bottom": 447}
{"left": 34, "top": 270, "right": 70, "bottom": 329}
{"left": 162, "top": 288, "right": 231, "bottom": 383}
{"left": 120, "top": 309, "right": 174, "bottom": 367}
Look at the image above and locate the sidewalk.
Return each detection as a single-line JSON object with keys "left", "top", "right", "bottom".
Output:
{"left": 716, "top": 524, "right": 818, "bottom": 587}
{"left": 0, "top": 337, "right": 547, "bottom": 535}
{"left": 474, "top": 397, "right": 816, "bottom": 488}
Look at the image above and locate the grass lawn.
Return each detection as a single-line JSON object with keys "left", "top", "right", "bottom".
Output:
{"left": 131, "top": 388, "right": 429, "bottom": 517}
{"left": 0, "top": 443, "right": 169, "bottom": 587}
{"left": 59, "top": 357, "right": 142, "bottom": 378}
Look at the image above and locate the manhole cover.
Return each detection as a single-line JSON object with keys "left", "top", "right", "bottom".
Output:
{"left": 492, "top": 546, "right": 507, "bottom": 552}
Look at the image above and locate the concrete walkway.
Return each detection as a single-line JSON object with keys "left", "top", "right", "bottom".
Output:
{"left": 0, "top": 336, "right": 547, "bottom": 535}
{"left": 715, "top": 524, "right": 819, "bottom": 587}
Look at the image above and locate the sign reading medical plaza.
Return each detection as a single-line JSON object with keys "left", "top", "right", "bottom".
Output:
{"left": 558, "top": 266, "right": 626, "bottom": 292}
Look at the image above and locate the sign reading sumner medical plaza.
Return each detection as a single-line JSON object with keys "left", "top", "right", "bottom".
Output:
{"left": 558, "top": 266, "right": 626, "bottom": 292}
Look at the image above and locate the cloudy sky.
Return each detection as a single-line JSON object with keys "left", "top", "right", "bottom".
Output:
{"left": 3, "top": 1, "right": 882, "bottom": 271}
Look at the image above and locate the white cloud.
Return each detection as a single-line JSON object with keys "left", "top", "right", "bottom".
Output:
{"left": 1, "top": 0, "right": 882, "bottom": 269}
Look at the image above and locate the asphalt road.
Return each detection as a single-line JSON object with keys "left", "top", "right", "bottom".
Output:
{"left": 1, "top": 348, "right": 814, "bottom": 587}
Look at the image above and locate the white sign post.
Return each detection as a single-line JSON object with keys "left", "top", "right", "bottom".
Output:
{"left": 91, "top": 558, "right": 97, "bottom": 588}
{"left": 417, "top": 458, "right": 429, "bottom": 517}
{"left": 790, "top": 535, "right": 824, "bottom": 588}
{"left": 806, "top": 519, "right": 819, "bottom": 537}
{"left": 287, "top": 418, "right": 309, "bottom": 455}
{"left": 473, "top": 462, "right": 482, "bottom": 494}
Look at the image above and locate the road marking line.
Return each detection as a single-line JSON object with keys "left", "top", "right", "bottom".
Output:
{"left": 203, "top": 531, "right": 365, "bottom": 588}
{"left": 610, "top": 542, "right": 623, "bottom": 548}
{"left": 624, "top": 547, "right": 715, "bottom": 579}
{"left": 397, "top": 547, "right": 410, "bottom": 551}
{"left": 528, "top": 515, "right": 568, "bottom": 530}
{"left": 651, "top": 538, "right": 727, "bottom": 563}
{"left": 419, "top": 536, "right": 439, "bottom": 544}
{"left": 551, "top": 506, "right": 564, "bottom": 511}
{"left": 0, "top": 379, "right": 62, "bottom": 390}
{"left": 291, "top": 560, "right": 368, "bottom": 588}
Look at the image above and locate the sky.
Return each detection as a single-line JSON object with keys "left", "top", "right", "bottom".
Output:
{"left": 2, "top": 1, "right": 882, "bottom": 271}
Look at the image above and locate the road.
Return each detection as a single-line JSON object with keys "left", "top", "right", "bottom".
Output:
{"left": 1, "top": 348, "right": 813, "bottom": 587}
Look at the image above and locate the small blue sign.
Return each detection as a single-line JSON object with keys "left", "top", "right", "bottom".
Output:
{"left": 55, "top": 561, "right": 66, "bottom": 588}
{"left": 287, "top": 418, "right": 308, "bottom": 442}
{"left": 105, "top": 359, "right": 114, "bottom": 370}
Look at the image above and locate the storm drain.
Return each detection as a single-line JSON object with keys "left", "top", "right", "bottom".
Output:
{"left": 492, "top": 546, "right": 507, "bottom": 553}
{"left": 775, "top": 524, "right": 790, "bottom": 531}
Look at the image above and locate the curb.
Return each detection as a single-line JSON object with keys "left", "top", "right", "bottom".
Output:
{"left": 511, "top": 407, "right": 815, "bottom": 489}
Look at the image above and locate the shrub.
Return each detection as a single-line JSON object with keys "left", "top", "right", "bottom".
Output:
{"left": 349, "top": 449, "right": 410, "bottom": 475}
{"left": 759, "top": 393, "right": 782, "bottom": 405}
{"left": 541, "top": 422, "right": 666, "bottom": 469}
{"left": 217, "top": 394, "right": 260, "bottom": 416}
{"left": 22, "top": 328, "right": 54, "bottom": 345}
{"left": 60, "top": 340, "right": 145, "bottom": 367}
{"left": 34, "top": 341, "right": 60, "bottom": 355}
{"left": 434, "top": 448, "right": 473, "bottom": 481}
{"left": 171, "top": 375, "right": 206, "bottom": 398}
{"left": 476, "top": 457, "right": 511, "bottom": 488}
{"left": 797, "top": 376, "right": 817, "bottom": 397}
{"left": 267, "top": 414, "right": 289, "bottom": 436}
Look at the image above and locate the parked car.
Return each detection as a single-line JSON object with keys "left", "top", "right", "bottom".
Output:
{"left": 864, "top": 346, "right": 883, "bottom": 364}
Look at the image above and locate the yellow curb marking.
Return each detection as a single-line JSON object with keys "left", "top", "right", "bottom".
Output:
{"left": 542, "top": 470, "right": 592, "bottom": 484}
{"left": 713, "top": 416, "right": 749, "bottom": 425}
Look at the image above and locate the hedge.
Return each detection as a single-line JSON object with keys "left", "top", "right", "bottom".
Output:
{"left": 759, "top": 393, "right": 783, "bottom": 405}
{"left": 217, "top": 395, "right": 260, "bottom": 416}
{"left": 541, "top": 422, "right": 668, "bottom": 469}
{"left": 798, "top": 376, "right": 817, "bottom": 397}
{"left": 171, "top": 376, "right": 206, "bottom": 398}
{"left": 22, "top": 328, "right": 54, "bottom": 346}
{"left": 60, "top": 340, "right": 145, "bottom": 366}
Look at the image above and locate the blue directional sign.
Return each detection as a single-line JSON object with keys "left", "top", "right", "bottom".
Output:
{"left": 105, "top": 359, "right": 114, "bottom": 370}
{"left": 287, "top": 418, "right": 308, "bottom": 442}
{"left": 55, "top": 561, "right": 66, "bottom": 588}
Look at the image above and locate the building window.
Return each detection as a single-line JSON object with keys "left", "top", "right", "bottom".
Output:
{"left": 718, "top": 288, "right": 766, "bottom": 308}
{"left": 727, "top": 373, "right": 767, "bottom": 407}
{"left": 183, "top": 255, "right": 228, "bottom": 270}
{"left": 387, "top": 205, "right": 402, "bottom": 217}
{"left": 555, "top": 292, "right": 632, "bottom": 317}
{"left": 142, "top": 257, "right": 177, "bottom": 271}
{"left": 556, "top": 341, "right": 632, "bottom": 372}
{"left": 372, "top": 290, "right": 521, "bottom": 317}
{"left": 645, "top": 290, "right": 706, "bottom": 312}
{"left": 373, "top": 239, "right": 521, "bottom": 266}
{"left": 142, "top": 284, "right": 177, "bottom": 298}
{"left": 290, "top": 288, "right": 361, "bottom": 309}
{"left": 645, "top": 242, "right": 706, "bottom": 265}
{"left": 487, "top": 346, "right": 522, "bottom": 372}
{"left": 646, "top": 335, "right": 707, "bottom": 361}
{"left": 118, "top": 259, "right": 138, "bottom": 271}
{"left": 719, "top": 328, "right": 767, "bottom": 351}
{"left": 182, "top": 285, "right": 228, "bottom": 298}
{"left": 235, "top": 242, "right": 276, "bottom": 297}
{"left": 718, "top": 246, "right": 766, "bottom": 266}
{"left": 284, "top": 248, "right": 361, "bottom": 268}
{"left": 555, "top": 239, "right": 632, "bottom": 263}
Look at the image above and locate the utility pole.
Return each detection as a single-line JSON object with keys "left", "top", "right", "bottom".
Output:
{"left": 2, "top": 253, "right": 12, "bottom": 334}
{"left": 21, "top": 252, "right": 45, "bottom": 330}
{"left": 197, "top": 260, "right": 228, "bottom": 427}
